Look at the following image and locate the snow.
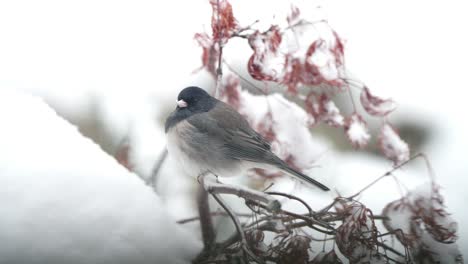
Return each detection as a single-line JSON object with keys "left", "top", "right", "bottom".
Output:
{"left": 0, "top": 89, "right": 201, "bottom": 264}
{"left": 249, "top": 32, "right": 286, "bottom": 81}
{"left": 378, "top": 123, "right": 410, "bottom": 165}
{"left": 345, "top": 114, "right": 370, "bottom": 148}
{"left": 322, "top": 99, "right": 345, "bottom": 126}
{"left": 306, "top": 40, "right": 342, "bottom": 81}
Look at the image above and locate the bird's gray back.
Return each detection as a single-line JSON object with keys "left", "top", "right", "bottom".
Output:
{"left": 186, "top": 101, "right": 279, "bottom": 166}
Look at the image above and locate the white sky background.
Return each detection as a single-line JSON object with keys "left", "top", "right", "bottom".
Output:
{"left": 0, "top": 0, "right": 467, "bottom": 259}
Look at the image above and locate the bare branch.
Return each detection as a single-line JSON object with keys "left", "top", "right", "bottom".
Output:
{"left": 204, "top": 179, "right": 281, "bottom": 213}
{"left": 177, "top": 211, "right": 252, "bottom": 224}
{"left": 266, "top": 191, "right": 314, "bottom": 216}
{"left": 197, "top": 174, "right": 216, "bottom": 250}
{"left": 147, "top": 148, "right": 168, "bottom": 189}
{"left": 211, "top": 192, "right": 264, "bottom": 263}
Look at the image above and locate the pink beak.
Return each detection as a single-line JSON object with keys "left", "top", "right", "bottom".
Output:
{"left": 177, "top": 99, "right": 188, "bottom": 108}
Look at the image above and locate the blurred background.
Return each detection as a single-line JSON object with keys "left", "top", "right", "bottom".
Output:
{"left": 0, "top": 0, "right": 467, "bottom": 253}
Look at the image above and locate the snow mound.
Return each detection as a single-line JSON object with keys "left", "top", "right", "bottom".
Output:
{"left": 0, "top": 89, "right": 201, "bottom": 264}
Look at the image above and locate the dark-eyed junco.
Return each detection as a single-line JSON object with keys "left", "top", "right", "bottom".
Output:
{"left": 165, "top": 86, "right": 330, "bottom": 191}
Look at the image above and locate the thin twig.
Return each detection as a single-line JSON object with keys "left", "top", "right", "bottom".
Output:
{"left": 376, "top": 241, "right": 406, "bottom": 258}
{"left": 266, "top": 191, "right": 314, "bottom": 216}
{"left": 246, "top": 199, "right": 335, "bottom": 235}
{"left": 206, "top": 181, "right": 281, "bottom": 213}
{"left": 281, "top": 210, "right": 335, "bottom": 234}
{"left": 223, "top": 60, "right": 268, "bottom": 95}
{"left": 211, "top": 192, "right": 264, "bottom": 263}
{"left": 283, "top": 19, "right": 327, "bottom": 31}
{"left": 177, "top": 212, "right": 253, "bottom": 224}
{"left": 214, "top": 0, "right": 223, "bottom": 98}
{"left": 148, "top": 148, "right": 168, "bottom": 189}
{"left": 346, "top": 83, "right": 357, "bottom": 113}
{"left": 348, "top": 153, "right": 428, "bottom": 199}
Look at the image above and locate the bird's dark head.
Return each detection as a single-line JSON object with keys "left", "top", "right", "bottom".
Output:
{"left": 165, "top": 86, "right": 217, "bottom": 132}
{"left": 176, "top": 86, "right": 214, "bottom": 111}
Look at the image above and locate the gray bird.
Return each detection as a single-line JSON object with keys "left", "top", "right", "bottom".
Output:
{"left": 165, "top": 86, "right": 330, "bottom": 191}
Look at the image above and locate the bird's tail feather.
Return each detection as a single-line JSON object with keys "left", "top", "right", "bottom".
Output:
{"left": 278, "top": 164, "right": 330, "bottom": 191}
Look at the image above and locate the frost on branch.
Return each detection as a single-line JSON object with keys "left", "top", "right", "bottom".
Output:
{"left": 378, "top": 123, "right": 410, "bottom": 165}
{"left": 382, "top": 183, "right": 461, "bottom": 262}
{"left": 344, "top": 113, "right": 370, "bottom": 149}
{"left": 360, "top": 86, "right": 397, "bottom": 116}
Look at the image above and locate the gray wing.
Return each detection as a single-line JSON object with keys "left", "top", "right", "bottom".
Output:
{"left": 186, "top": 101, "right": 331, "bottom": 191}
{"left": 186, "top": 102, "right": 277, "bottom": 164}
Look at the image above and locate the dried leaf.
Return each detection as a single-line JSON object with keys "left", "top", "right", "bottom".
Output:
{"left": 281, "top": 56, "right": 303, "bottom": 94}
{"left": 331, "top": 30, "right": 345, "bottom": 66}
{"left": 304, "top": 39, "right": 327, "bottom": 86}
{"left": 304, "top": 93, "right": 343, "bottom": 127}
{"left": 245, "top": 230, "right": 268, "bottom": 256}
{"left": 360, "top": 87, "right": 396, "bottom": 116}
{"left": 320, "top": 96, "right": 344, "bottom": 127}
{"left": 382, "top": 183, "right": 459, "bottom": 257}
{"left": 194, "top": 33, "right": 218, "bottom": 77}
{"left": 335, "top": 201, "right": 378, "bottom": 263}
{"left": 219, "top": 74, "right": 241, "bottom": 109}
{"left": 378, "top": 123, "right": 409, "bottom": 165}
{"left": 286, "top": 5, "right": 300, "bottom": 25}
{"left": 304, "top": 39, "right": 345, "bottom": 88}
{"left": 210, "top": 0, "right": 237, "bottom": 43}
{"left": 247, "top": 26, "right": 283, "bottom": 82}
{"left": 265, "top": 25, "right": 282, "bottom": 53}
{"left": 304, "top": 92, "right": 321, "bottom": 125}
{"left": 277, "top": 235, "right": 311, "bottom": 264}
